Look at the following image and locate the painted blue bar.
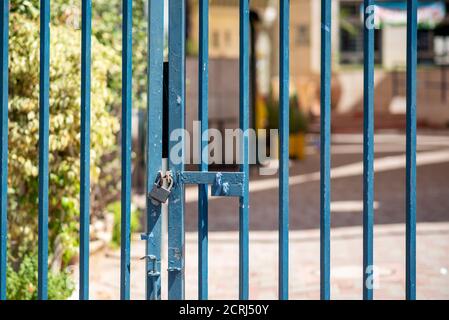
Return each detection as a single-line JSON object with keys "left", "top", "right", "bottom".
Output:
{"left": 406, "top": 0, "right": 417, "bottom": 301}
{"left": 168, "top": 0, "right": 186, "bottom": 300}
{"left": 0, "top": 0, "right": 9, "bottom": 301}
{"left": 198, "top": 0, "right": 209, "bottom": 301}
{"left": 181, "top": 172, "right": 244, "bottom": 185}
{"left": 80, "top": 0, "right": 92, "bottom": 301}
{"left": 146, "top": 0, "right": 164, "bottom": 300}
{"left": 239, "top": 0, "right": 250, "bottom": 300}
{"left": 181, "top": 171, "right": 244, "bottom": 197}
{"left": 38, "top": 0, "right": 50, "bottom": 301}
{"left": 320, "top": 0, "right": 331, "bottom": 300}
{"left": 120, "top": 0, "right": 132, "bottom": 300}
{"left": 363, "top": 0, "right": 374, "bottom": 301}
{"left": 279, "top": 0, "right": 290, "bottom": 301}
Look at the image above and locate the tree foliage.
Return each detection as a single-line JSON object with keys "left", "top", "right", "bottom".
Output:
{"left": 11, "top": 0, "right": 149, "bottom": 109}
{"left": 8, "top": 11, "right": 119, "bottom": 266}
{"left": 6, "top": 0, "right": 152, "bottom": 299}
{"left": 7, "top": 251, "right": 75, "bottom": 300}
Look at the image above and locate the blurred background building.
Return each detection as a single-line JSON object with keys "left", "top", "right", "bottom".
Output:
{"left": 182, "top": 0, "right": 449, "bottom": 136}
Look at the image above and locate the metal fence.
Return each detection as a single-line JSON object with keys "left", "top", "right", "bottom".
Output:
{"left": 0, "top": 0, "right": 417, "bottom": 300}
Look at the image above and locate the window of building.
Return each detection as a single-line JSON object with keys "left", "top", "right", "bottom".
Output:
{"left": 224, "top": 30, "right": 232, "bottom": 47}
{"left": 418, "top": 1, "right": 449, "bottom": 64}
{"left": 295, "top": 24, "right": 310, "bottom": 46}
{"left": 339, "top": 1, "right": 382, "bottom": 65}
{"left": 418, "top": 30, "right": 435, "bottom": 64}
{"left": 212, "top": 31, "right": 220, "bottom": 49}
{"left": 339, "top": 0, "right": 449, "bottom": 66}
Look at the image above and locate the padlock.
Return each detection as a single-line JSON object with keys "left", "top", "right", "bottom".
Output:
{"left": 148, "top": 172, "right": 173, "bottom": 205}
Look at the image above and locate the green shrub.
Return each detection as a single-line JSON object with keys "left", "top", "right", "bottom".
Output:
{"left": 266, "top": 93, "right": 309, "bottom": 134}
{"left": 107, "top": 201, "right": 141, "bottom": 248}
{"left": 7, "top": 13, "right": 119, "bottom": 266}
{"left": 11, "top": 0, "right": 148, "bottom": 110}
{"left": 6, "top": 251, "right": 74, "bottom": 300}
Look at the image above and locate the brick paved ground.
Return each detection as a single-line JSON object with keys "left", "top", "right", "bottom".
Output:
{"left": 78, "top": 131, "right": 449, "bottom": 300}
{"left": 183, "top": 131, "right": 449, "bottom": 232}
{"left": 77, "top": 223, "right": 449, "bottom": 300}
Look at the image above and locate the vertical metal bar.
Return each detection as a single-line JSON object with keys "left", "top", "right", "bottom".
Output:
{"left": 79, "top": 0, "right": 92, "bottom": 300}
{"left": 320, "top": 0, "right": 331, "bottom": 300}
{"left": 146, "top": 0, "right": 164, "bottom": 300}
{"left": 363, "top": 0, "right": 374, "bottom": 301}
{"left": 406, "top": 0, "right": 417, "bottom": 301}
{"left": 0, "top": 0, "right": 9, "bottom": 301}
{"left": 198, "top": 0, "right": 209, "bottom": 301}
{"left": 120, "top": 0, "right": 132, "bottom": 300}
{"left": 239, "top": 0, "right": 250, "bottom": 300}
{"left": 168, "top": 0, "right": 186, "bottom": 300}
{"left": 278, "top": 0, "right": 289, "bottom": 301}
{"left": 38, "top": 0, "right": 50, "bottom": 301}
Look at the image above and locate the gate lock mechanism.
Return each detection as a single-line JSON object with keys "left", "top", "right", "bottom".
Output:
{"left": 148, "top": 171, "right": 173, "bottom": 205}
{"left": 140, "top": 254, "right": 160, "bottom": 277}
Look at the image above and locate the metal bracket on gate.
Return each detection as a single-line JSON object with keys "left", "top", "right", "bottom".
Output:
{"left": 180, "top": 171, "right": 245, "bottom": 197}
{"left": 140, "top": 254, "right": 161, "bottom": 277}
{"left": 140, "top": 234, "right": 161, "bottom": 277}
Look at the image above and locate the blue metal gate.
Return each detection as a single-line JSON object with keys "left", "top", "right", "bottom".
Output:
{"left": 0, "top": 0, "right": 418, "bottom": 300}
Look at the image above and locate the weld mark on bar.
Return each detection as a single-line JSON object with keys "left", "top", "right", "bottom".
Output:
{"left": 321, "top": 23, "right": 330, "bottom": 32}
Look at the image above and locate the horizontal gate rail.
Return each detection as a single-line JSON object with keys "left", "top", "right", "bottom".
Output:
{"left": 181, "top": 171, "right": 244, "bottom": 197}
{"left": 181, "top": 171, "right": 244, "bottom": 185}
{"left": 0, "top": 0, "right": 9, "bottom": 301}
